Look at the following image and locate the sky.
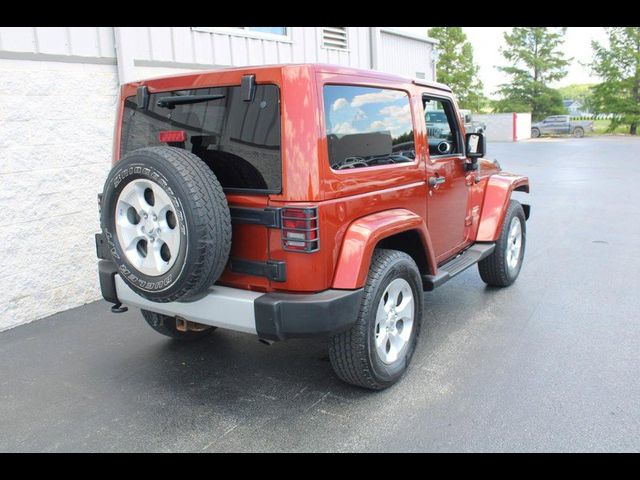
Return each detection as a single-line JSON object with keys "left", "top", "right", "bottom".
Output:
{"left": 392, "top": 27, "right": 609, "bottom": 98}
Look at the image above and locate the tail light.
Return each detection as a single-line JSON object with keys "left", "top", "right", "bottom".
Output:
{"left": 159, "top": 130, "right": 186, "bottom": 143}
{"left": 281, "top": 207, "right": 319, "bottom": 252}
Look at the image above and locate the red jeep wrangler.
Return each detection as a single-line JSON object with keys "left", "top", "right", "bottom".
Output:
{"left": 96, "top": 64, "right": 530, "bottom": 390}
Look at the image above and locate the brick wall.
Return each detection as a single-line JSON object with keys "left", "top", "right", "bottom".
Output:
{"left": 0, "top": 59, "right": 118, "bottom": 330}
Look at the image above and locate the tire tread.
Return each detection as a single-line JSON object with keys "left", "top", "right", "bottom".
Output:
{"left": 103, "top": 146, "right": 231, "bottom": 302}
{"left": 329, "top": 249, "right": 421, "bottom": 390}
{"left": 478, "top": 200, "right": 525, "bottom": 287}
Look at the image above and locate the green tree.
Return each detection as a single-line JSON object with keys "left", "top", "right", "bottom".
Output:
{"left": 590, "top": 27, "right": 640, "bottom": 135}
{"left": 494, "top": 27, "right": 571, "bottom": 120}
{"left": 428, "top": 27, "right": 486, "bottom": 111}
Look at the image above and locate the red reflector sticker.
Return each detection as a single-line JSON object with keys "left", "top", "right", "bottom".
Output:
{"left": 159, "top": 130, "right": 186, "bottom": 143}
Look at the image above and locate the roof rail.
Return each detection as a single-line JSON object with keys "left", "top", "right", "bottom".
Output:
{"left": 411, "top": 78, "right": 452, "bottom": 92}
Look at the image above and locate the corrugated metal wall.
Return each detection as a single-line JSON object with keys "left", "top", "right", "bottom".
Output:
{"left": 378, "top": 30, "right": 435, "bottom": 80}
{"left": 0, "top": 27, "right": 115, "bottom": 59}
{"left": 129, "top": 27, "right": 371, "bottom": 69}
{"left": 0, "top": 27, "right": 435, "bottom": 83}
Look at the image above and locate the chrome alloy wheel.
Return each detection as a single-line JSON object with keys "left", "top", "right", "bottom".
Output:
{"left": 374, "top": 278, "right": 415, "bottom": 364}
{"left": 115, "top": 179, "right": 181, "bottom": 277}
{"left": 506, "top": 216, "right": 523, "bottom": 271}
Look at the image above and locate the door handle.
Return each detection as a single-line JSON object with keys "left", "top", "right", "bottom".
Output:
{"left": 428, "top": 176, "right": 446, "bottom": 188}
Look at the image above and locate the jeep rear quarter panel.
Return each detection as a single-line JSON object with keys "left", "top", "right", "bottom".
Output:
{"left": 270, "top": 66, "right": 434, "bottom": 292}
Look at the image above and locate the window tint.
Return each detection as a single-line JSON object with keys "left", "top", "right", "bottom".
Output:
{"left": 120, "top": 84, "right": 281, "bottom": 192}
{"left": 323, "top": 85, "right": 415, "bottom": 170}
{"left": 423, "top": 97, "right": 462, "bottom": 156}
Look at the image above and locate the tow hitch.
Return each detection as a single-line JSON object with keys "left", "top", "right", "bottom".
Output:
{"left": 175, "top": 317, "right": 210, "bottom": 333}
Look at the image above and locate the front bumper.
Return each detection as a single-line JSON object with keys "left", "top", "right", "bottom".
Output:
{"left": 98, "top": 261, "right": 362, "bottom": 341}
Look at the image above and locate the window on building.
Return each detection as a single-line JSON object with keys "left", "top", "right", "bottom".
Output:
{"left": 191, "top": 27, "right": 289, "bottom": 40}
{"left": 322, "top": 27, "right": 348, "bottom": 50}
{"left": 234, "top": 27, "right": 287, "bottom": 36}
{"left": 423, "top": 96, "right": 463, "bottom": 157}
{"left": 323, "top": 85, "right": 415, "bottom": 170}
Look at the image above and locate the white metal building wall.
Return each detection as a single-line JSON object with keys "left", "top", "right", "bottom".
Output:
{"left": 134, "top": 27, "right": 371, "bottom": 67}
{"left": 115, "top": 27, "right": 374, "bottom": 83}
{"left": 377, "top": 29, "right": 435, "bottom": 81}
{"left": 0, "top": 27, "right": 116, "bottom": 61}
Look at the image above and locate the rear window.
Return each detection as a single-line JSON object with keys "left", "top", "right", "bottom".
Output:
{"left": 120, "top": 84, "right": 282, "bottom": 193}
{"left": 323, "top": 85, "right": 415, "bottom": 170}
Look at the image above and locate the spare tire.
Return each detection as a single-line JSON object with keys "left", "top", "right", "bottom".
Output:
{"left": 100, "top": 146, "right": 231, "bottom": 303}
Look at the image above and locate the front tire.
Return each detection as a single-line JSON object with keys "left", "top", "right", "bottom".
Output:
{"left": 478, "top": 200, "right": 526, "bottom": 287}
{"left": 328, "top": 249, "right": 423, "bottom": 390}
{"left": 531, "top": 128, "right": 541, "bottom": 138}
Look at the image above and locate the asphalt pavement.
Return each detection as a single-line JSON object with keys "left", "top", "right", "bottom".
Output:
{"left": 1, "top": 136, "right": 639, "bottom": 452}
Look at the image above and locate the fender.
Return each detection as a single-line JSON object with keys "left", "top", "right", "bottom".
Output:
{"left": 476, "top": 173, "right": 530, "bottom": 242}
{"left": 332, "top": 209, "right": 436, "bottom": 289}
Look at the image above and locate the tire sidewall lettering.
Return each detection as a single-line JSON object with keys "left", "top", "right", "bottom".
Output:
{"left": 103, "top": 159, "right": 188, "bottom": 293}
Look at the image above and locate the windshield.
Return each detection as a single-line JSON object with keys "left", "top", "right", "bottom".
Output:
{"left": 120, "top": 84, "right": 282, "bottom": 193}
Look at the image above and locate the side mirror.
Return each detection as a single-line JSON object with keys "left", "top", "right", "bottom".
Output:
{"left": 466, "top": 132, "right": 485, "bottom": 159}
{"left": 465, "top": 132, "right": 485, "bottom": 171}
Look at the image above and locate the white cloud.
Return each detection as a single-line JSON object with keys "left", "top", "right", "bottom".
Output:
{"left": 351, "top": 89, "right": 405, "bottom": 107}
{"left": 332, "top": 98, "right": 349, "bottom": 111}
{"left": 379, "top": 103, "right": 410, "bottom": 119}
{"left": 332, "top": 122, "right": 358, "bottom": 135}
{"left": 369, "top": 120, "right": 389, "bottom": 131}
{"left": 369, "top": 114, "right": 411, "bottom": 137}
{"left": 353, "top": 108, "right": 367, "bottom": 121}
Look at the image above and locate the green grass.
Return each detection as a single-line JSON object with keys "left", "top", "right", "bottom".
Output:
{"left": 591, "top": 119, "right": 631, "bottom": 135}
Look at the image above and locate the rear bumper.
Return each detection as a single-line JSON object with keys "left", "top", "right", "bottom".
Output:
{"left": 98, "top": 261, "right": 362, "bottom": 341}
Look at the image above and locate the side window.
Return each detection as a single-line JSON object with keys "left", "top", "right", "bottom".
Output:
{"left": 323, "top": 85, "right": 415, "bottom": 170}
{"left": 423, "top": 96, "right": 462, "bottom": 157}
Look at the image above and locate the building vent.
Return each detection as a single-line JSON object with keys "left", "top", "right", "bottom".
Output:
{"left": 322, "top": 27, "right": 348, "bottom": 50}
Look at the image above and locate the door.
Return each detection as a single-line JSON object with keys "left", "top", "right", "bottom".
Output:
{"left": 556, "top": 115, "right": 571, "bottom": 134}
{"left": 423, "top": 94, "right": 471, "bottom": 262}
{"left": 546, "top": 116, "right": 568, "bottom": 134}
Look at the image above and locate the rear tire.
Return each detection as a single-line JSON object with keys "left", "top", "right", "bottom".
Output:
{"left": 478, "top": 200, "right": 526, "bottom": 287}
{"left": 142, "top": 310, "right": 215, "bottom": 341}
{"left": 573, "top": 126, "right": 584, "bottom": 138}
{"left": 328, "top": 249, "right": 423, "bottom": 390}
